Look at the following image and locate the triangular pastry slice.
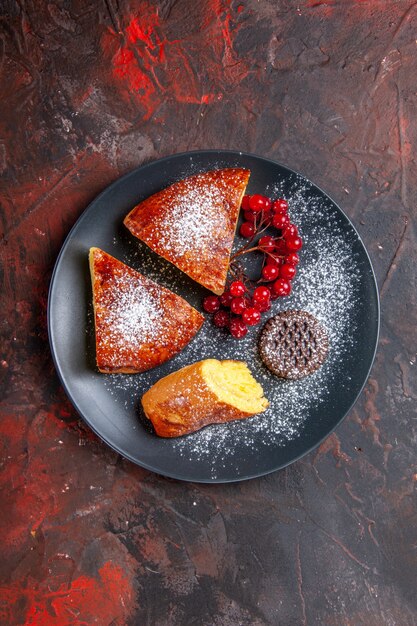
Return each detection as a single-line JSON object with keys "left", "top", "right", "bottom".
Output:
{"left": 123, "top": 168, "right": 250, "bottom": 295}
{"left": 89, "top": 247, "right": 204, "bottom": 373}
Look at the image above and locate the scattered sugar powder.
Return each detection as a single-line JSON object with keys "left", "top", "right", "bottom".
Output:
{"left": 169, "top": 176, "right": 362, "bottom": 469}
{"left": 102, "top": 171, "right": 363, "bottom": 477}
{"left": 99, "top": 275, "right": 164, "bottom": 352}
{"left": 157, "top": 180, "right": 227, "bottom": 258}
{"left": 110, "top": 278, "right": 163, "bottom": 346}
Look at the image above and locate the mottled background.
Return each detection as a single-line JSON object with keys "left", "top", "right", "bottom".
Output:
{"left": 1, "top": 1, "right": 417, "bottom": 624}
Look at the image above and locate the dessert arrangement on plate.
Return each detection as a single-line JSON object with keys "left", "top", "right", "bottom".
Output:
{"left": 89, "top": 167, "right": 330, "bottom": 438}
{"left": 48, "top": 149, "right": 379, "bottom": 481}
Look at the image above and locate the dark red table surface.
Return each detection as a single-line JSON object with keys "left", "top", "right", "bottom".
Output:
{"left": 1, "top": 1, "right": 417, "bottom": 624}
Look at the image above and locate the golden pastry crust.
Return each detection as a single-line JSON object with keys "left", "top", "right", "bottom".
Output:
{"left": 123, "top": 168, "right": 250, "bottom": 295}
{"left": 141, "top": 359, "right": 269, "bottom": 437}
{"left": 89, "top": 247, "right": 204, "bottom": 373}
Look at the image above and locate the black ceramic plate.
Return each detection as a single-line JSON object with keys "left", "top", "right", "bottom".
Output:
{"left": 48, "top": 150, "right": 379, "bottom": 483}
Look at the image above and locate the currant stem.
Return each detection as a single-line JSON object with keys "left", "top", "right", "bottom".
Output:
{"left": 230, "top": 246, "right": 260, "bottom": 261}
{"left": 265, "top": 250, "right": 285, "bottom": 260}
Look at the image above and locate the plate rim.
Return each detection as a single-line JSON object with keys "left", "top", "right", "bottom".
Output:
{"left": 47, "top": 149, "right": 380, "bottom": 483}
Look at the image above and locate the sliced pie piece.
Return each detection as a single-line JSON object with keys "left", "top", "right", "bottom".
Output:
{"left": 123, "top": 168, "right": 250, "bottom": 295}
{"left": 142, "top": 359, "right": 269, "bottom": 438}
{"left": 89, "top": 247, "right": 204, "bottom": 373}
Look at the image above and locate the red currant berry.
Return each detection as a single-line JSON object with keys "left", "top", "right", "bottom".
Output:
{"left": 265, "top": 254, "right": 281, "bottom": 267}
{"left": 264, "top": 285, "right": 274, "bottom": 297}
{"left": 257, "top": 298, "right": 271, "bottom": 312}
{"left": 239, "top": 222, "right": 255, "bottom": 238}
{"left": 241, "top": 195, "right": 251, "bottom": 211}
{"left": 286, "top": 252, "right": 299, "bottom": 265}
{"left": 213, "top": 310, "right": 229, "bottom": 328}
{"left": 274, "top": 240, "right": 290, "bottom": 255}
{"left": 229, "top": 318, "right": 248, "bottom": 338}
{"left": 263, "top": 197, "right": 272, "bottom": 211}
{"left": 283, "top": 223, "right": 298, "bottom": 238}
{"left": 262, "top": 264, "right": 279, "bottom": 281}
{"left": 279, "top": 263, "right": 297, "bottom": 280}
{"left": 243, "top": 210, "right": 257, "bottom": 223}
{"left": 230, "top": 297, "right": 247, "bottom": 315}
{"left": 230, "top": 280, "right": 246, "bottom": 297}
{"left": 253, "top": 286, "right": 271, "bottom": 303}
{"left": 272, "top": 198, "right": 288, "bottom": 213}
{"left": 242, "top": 307, "right": 261, "bottom": 326}
{"left": 272, "top": 278, "right": 292, "bottom": 296}
{"left": 258, "top": 236, "right": 275, "bottom": 251}
{"left": 272, "top": 213, "right": 290, "bottom": 230}
{"left": 220, "top": 291, "right": 233, "bottom": 308}
{"left": 203, "top": 295, "right": 220, "bottom": 313}
{"left": 249, "top": 194, "right": 268, "bottom": 213}
{"left": 286, "top": 235, "right": 303, "bottom": 251}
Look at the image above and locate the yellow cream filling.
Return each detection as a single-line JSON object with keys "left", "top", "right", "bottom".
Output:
{"left": 202, "top": 359, "right": 269, "bottom": 414}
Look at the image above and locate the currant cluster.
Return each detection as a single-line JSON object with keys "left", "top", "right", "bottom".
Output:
{"left": 203, "top": 193, "right": 303, "bottom": 338}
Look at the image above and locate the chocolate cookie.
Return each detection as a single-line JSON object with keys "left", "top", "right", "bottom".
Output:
{"left": 259, "top": 310, "right": 329, "bottom": 380}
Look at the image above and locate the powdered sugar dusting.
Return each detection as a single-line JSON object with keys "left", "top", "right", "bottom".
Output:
{"left": 99, "top": 273, "right": 164, "bottom": 352}
{"left": 168, "top": 175, "right": 363, "bottom": 476}
{"left": 157, "top": 181, "right": 228, "bottom": 258}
